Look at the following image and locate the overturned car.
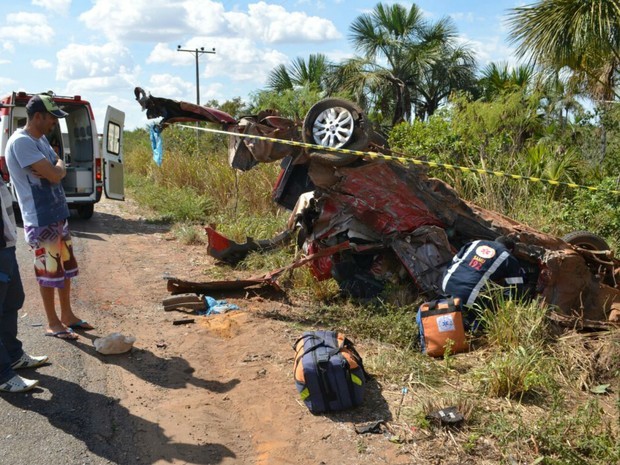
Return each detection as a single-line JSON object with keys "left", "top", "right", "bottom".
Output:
{"left": 135, "top": 87, "right": 620, "bottom": 325}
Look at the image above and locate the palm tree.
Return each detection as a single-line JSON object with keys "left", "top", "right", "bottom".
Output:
{"left": 339, "top": 2, "right": 477, "bottom": 124}
{"left": 506, "top": 0, "right": 620, "bottom": 102}
{"left": 266, "top": 54, "right": 331, "bottom": 92}
{"left": 507, "top": 1, "right": 620, "bottom": 163}
{"left": 478, "top": 62, "right": 535, "bottom": 101}
{"left": 412, "top": 42, "right": 478, "bottom": 120}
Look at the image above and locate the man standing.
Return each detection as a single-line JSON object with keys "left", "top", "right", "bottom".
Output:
{"left": 4, "top": 94, "right": 92, "bottom": 340}
{"left": 441, "top": 236, "right": 526, "bottom": 327}
{"left": 0, "top": 120, "right": 48, "bottom": 391}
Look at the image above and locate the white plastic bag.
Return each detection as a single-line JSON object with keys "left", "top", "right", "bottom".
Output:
{"left": 94, "top": 332, "right": 136, "bottom": 355}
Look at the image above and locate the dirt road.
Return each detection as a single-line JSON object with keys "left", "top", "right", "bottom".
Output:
{"left": 0, "top": 197, "right": 410, "bottom": 465}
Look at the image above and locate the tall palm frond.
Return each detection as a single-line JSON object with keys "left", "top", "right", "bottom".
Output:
{"left": 267, "top": 64, "right": 294, "bottom": 92}
{"left": 266, "top": 53, "right": 331, "bottom": 92}
{"left": 345, "top": 3, "right": 477, "bottom": 124}
{"left": 479, "top": 62, "right": 536, "bottom": 100}
{"left": 507, "top": 0, "right": 620, "bottom": 101}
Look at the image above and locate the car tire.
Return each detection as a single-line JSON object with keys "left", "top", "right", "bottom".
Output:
{"left": 77, "top": 204, "right": 94, "bottom": 220}
{"left": 303, "top": 98, "right": 369, "bottom": 166}
{"left": 562, "top": 230, "right": 615, "bottom": 286}
{"left": 561, "top": 230, "right": 610, "bottom": 251}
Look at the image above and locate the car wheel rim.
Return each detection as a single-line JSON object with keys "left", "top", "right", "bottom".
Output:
{"left": 312, "top": 107, "right": 354, "bottom": 148}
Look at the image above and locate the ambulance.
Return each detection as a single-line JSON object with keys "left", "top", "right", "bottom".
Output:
{"left": 0, "top": 91, "right": 124, "bottom": 219}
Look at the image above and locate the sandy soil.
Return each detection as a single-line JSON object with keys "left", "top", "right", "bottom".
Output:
{"left": 70, "top": 197, "right": 421, "bottom": 465}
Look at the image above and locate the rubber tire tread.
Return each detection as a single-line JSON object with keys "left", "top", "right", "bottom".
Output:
{"left": 561, "top": 230, "right": 610, "bottom": 251}
{"left": 77, "top": 204, "right": 94, "bottom": 220}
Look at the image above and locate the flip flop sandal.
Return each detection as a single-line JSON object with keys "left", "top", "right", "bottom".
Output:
{"left": 45, "top": 329, "right": 79, "bottom": 340}
{"left": 68, "top": 320, "right": 94, "bottom": 330}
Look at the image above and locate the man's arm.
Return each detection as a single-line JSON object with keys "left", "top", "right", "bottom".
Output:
{"left": 30, "top": 157, "right": 66, "bottom": 184}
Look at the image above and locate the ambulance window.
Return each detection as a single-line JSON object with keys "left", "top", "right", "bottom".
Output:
{"left": 106, "top": 121, "right": 121, "bottom": 155}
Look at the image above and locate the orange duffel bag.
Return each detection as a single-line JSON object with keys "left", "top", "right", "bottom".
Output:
{"left": 417, "top": 298, "right": 468, "bottom": 357}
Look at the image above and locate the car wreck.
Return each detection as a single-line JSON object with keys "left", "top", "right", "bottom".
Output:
{"left": 135, "top": 87, "right": 620, "bottom": 326}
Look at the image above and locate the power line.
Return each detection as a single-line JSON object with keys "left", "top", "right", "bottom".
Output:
{"left": 176, "top": 45, "right": 216, "bottom": 105}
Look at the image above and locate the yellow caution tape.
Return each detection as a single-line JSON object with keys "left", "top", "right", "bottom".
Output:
{"left": 177, "top": 124, "right": 620, "bottom": 195}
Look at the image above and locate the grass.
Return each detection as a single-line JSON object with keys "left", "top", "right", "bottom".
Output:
{"left": 123, "top": 126, "right": 620, "bottom": 464}
{"left": 170, "top": 223, "right": 205, "bottom": 245}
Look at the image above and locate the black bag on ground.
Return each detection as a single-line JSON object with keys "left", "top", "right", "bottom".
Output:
{"left": 293, "top": 330, "right": 366, "bottom": 413}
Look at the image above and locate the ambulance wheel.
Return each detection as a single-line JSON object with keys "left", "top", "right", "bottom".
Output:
{"left": 77, "top": 204, "right": 94, "bottom": 220}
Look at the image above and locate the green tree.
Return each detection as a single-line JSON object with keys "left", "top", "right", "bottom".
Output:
{"left": 507, "top": 0, "right": 620, "bottom": 102}
{"left": 266, "top": 54, "right": 331, "bottom": 92}
{"left": 338, "top": 2, "right": 477, "bottom": 125}
{"left": 250, "top": 84, "right": 325, "bottom": 120}
{"left": 412, "top": 41, "right": 478, "bottom": 120}
{"left": 507, "top": 0, "right": 620, "bottom": 164}
{"left": 203, "top": 97, "right": 249, "bottom": 120}
{"left": 478, "top": 62, "right": 535, "bottom": 101}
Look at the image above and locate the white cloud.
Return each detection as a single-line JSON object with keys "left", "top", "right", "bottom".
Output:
{"left": 227, "top": 2, "right": 341, "bottom": 43}
{"left": 450, "top": 12, "right": 477, "bottom": 23}
{"left": 79, "top": 0, "right": 197, "bottom": 42}
{"left": 0, "top": 77, "right": 18, "bottom": 92}
{"left": 79, "top": 0, "right": 340, "bottom": 43}
{"left": 56, "top": 42, "right": 138, "bottom": 81}
{"left": 59, "top": 76, "right": 137, "bottom": 96}
{"left": 460, "top": 35, "right": 516, "bottom": 67}
{"left": 32, "top": 0, "right": 72, "bottom": 14}
{"left": 146, "top": 43, "right": 198, "bottom": 67}
{"left": 147, "top": 73, "right": 195, "bottom": 100}
{"left": 182, "top": 1, "right": 230, "bottom": 36}
{"left": 146, "top": 38, "right": 287, "bottom": 85}
{"left": 0, "top": 12, "right": 54, "bottom": 45}
{"left": 31, "top": 59, "right": 53, "bottom": 69}
{"left": 2, "top": 41, "right": 15, "bottom": 53}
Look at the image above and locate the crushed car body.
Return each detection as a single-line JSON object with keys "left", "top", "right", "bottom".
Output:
{"left": 135, "top": 87, "right": 620, "bottom": 325}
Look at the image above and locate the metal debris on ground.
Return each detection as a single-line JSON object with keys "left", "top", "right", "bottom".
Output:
{"left": 425, "top": 406, "right": 465, "bottom": 427}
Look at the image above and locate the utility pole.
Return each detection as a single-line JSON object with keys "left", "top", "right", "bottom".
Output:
{"left": 176, "top": 45, "right": 216, "bottom": 105}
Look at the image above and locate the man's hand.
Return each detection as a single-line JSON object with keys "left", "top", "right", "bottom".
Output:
{"left": 30, "top": 157, "right": 66, "bottom": 184}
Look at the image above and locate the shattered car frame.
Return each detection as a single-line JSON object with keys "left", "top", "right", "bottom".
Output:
{"left": 135, "top": 87, "right": 620, "bottom": 324}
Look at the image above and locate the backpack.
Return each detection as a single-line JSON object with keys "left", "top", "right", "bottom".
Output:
{"left": 293, "top": 330, "right": 366, "bottom": 413}
{"left": 417, "top": 298, "right": 468, "bottom": 357}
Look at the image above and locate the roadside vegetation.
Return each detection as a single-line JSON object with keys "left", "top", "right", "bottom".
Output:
{"left": 122, "top": 2, "right": 620, "bottom": 463}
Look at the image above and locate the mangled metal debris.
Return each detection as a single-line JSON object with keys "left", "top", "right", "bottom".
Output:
{"left": 135, "top": 87, "right": 620, "bottom": 325}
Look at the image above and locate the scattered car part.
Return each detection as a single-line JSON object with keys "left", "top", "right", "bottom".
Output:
{"left": 162, "top": 294, "right": 205, "bottom": 312}
{"left": 205, "top": 226, "right": 293, "bottom": 266}
{"left": 134, "top": 87, "right": 236, "bottom": 128}
{"left": 426, "top": 407, "right": 465, "bottom": 427}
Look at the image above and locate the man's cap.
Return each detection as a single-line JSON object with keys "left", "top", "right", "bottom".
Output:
{"left": 25, "top": 94, "right": 68, "bottom": 118}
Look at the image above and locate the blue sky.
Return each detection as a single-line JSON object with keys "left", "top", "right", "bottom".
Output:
{"left": 0, "top": 0, "right": 524, "bottom": 130}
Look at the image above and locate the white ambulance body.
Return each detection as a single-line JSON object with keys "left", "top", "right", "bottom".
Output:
{"left": 0, "top": 91, "right": 124, "bottom": 219}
